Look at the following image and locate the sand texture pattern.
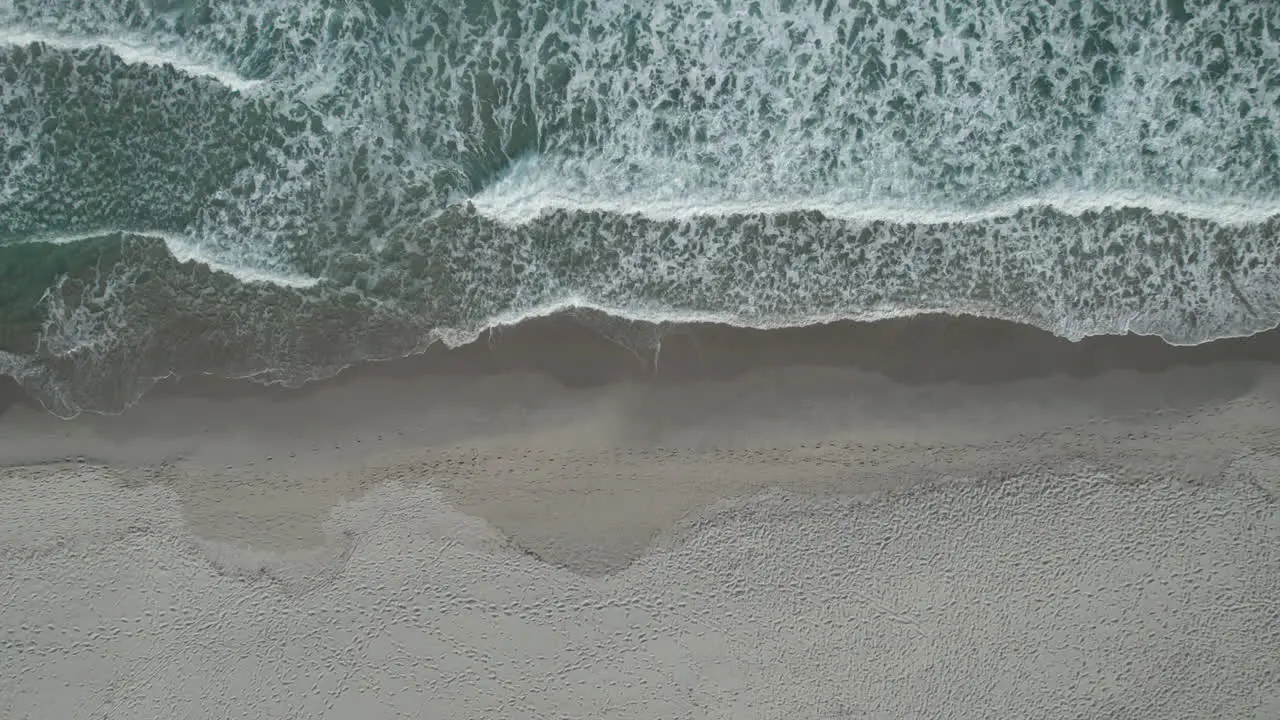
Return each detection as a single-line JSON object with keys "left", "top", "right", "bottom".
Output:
{"left": 2, "top": 316, "right": 1279, "bottom": 719}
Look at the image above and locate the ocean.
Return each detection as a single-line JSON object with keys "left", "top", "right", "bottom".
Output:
{"left": 1, "top": 0, "right": 1278, "bottom": 416}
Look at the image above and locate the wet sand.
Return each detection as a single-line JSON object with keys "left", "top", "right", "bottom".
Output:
{"left": 2, "top": 314, "right": 1278, "bottom": 718}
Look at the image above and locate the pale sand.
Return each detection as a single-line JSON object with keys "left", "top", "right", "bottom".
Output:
{"left": 1, "top": 315, "right": 1278, "bottom": 718}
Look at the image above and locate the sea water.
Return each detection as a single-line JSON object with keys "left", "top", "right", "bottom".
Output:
{"left": 1, "top": 0, "right": 1278, "bottom": 415}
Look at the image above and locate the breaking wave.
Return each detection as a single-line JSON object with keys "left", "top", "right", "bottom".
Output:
{"left": 1, "top": 0, "right": 1278, "bottom": 415}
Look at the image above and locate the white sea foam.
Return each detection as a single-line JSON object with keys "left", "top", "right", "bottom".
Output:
{"left": 162, "top": 235, "right": 319, "bottom": 289}
{"left": 432, "top": 295, "right": 1280, "bottom": 353}
{"left": 12, "top": 229, "right": 319, "bottom": 289}
{"left": 458, "top": 0, "right": 1280, "bottom": 229}
{"left": 3, "top": 0, "right": 1279, "bottom": 417}
{"left": 471, "top": 156, "right": 1280, "bottom": 228}
{"left": 0, "top": 28, "right": 263, "bottom": 92}
{"left": 429, "top": 295, "right": 1005, "bottom": 349}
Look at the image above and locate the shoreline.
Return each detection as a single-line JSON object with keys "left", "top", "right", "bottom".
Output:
{"left": 5, "top": 311, "right": 1280, "bottom": 418}
{"left": 2, "top": 310, "right": 1277, "bottom": 571}
{"left": 2, "top": 302, "right": 1278, "bottom": 717}
{"left": 6, "top": 4, "right": 1280, "bottom": 712}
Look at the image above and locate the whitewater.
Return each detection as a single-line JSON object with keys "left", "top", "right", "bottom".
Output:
{"left": 1, "top": 0, "right": 1278, "bottom": 415}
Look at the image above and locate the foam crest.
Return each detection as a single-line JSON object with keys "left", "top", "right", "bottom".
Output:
{"left": 473, "top": 156, "right": 1280, "bottom": 227}
{"left": 161, "top": 235, "right": 319, "bottom": 289}
{"left": 460, "top": 0, "right": 1280, "bottom": 222}
{"left": 426, "top": 295, "right": 955, "bottom": 350}
{"left": 9, "top": 230, "right": 318, "bottom": 289}
{"left": 0, "top": 28, "right": 264, "bottom": 92}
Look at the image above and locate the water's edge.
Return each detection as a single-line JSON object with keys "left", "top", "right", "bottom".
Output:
{"left": 5, "top": 305, "right": 1280, "bottom": 420}
{"left": 3, "top": 201, "right": 1279, "bottom": 418}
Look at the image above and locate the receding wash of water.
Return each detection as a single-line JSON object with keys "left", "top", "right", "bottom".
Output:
{"left": 1, "top": 0, "right": 1278, "bottom": 416}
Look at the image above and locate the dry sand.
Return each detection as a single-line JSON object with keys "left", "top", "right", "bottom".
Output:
{"left": 1, "top": 314, "right": 1278, "bottom": 719}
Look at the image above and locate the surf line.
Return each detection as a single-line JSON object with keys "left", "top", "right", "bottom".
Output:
{"left": 0, "top": 27, "right": 264, "bottom": 93}
{"left": 10, "top": 228, "right": 319, "bottom": 289}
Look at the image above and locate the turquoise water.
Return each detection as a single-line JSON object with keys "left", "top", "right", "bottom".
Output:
{"left": 1, "top": 0, "right": 1279, "bottom": 415}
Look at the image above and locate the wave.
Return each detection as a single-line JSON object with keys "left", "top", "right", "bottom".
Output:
{"left": 160, "top": 236, "right": 320, "bottom": 290}
{"left": 424, "top": 296, "right": 945, "bottom": 348}
{"left": 429, "top": 296, "right": 1280, "bottom": 357}
{"left": 1, "top": 201, "right": 1276, "bottom": 418}
{"left": 433, "top": 302, "right": 1043, "bottom": 358}
{"left": 2, "top": 0, "right": 1279, "bottom": 417}
{"left": 0, "top": 28, "right": 265, "bottom": 92}
{"left": 6, "top": 230, "right": 319, "bottom": 289}
{"left": 473, "top": 166, "right": 1280, "bottom": 227}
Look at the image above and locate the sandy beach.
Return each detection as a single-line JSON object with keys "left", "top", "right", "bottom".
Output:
{"left": 2, "top": 314, "right": 1278, "bottom": 718}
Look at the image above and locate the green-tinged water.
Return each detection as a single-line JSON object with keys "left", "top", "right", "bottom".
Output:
{"left": 2, "top": 0, "right": 1279, "bottom": 415}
